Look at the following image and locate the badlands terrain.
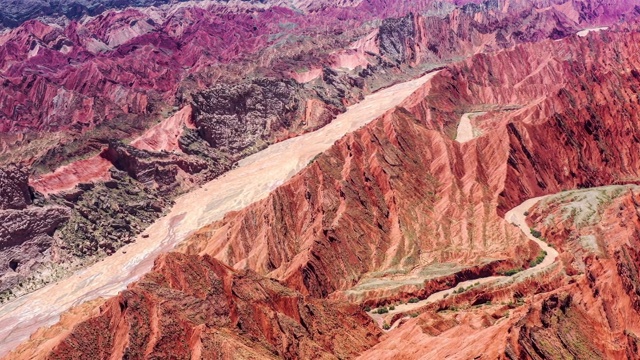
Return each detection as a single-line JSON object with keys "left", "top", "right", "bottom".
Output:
{"left": 2, "top": 0, "right": 640, "bottom": 359}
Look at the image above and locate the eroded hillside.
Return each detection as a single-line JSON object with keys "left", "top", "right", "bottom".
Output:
{"left": 4, "top": 0, "right": 640, "bottom": 359}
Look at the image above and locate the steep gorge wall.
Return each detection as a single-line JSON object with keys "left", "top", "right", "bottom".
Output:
{"left": 3, "top": 0, "right": 630, "bottom": 302}
{"left": 181, "top": 28, "right": 640, "bottom": 301}
{"left": 0, "top": 166, "right": 69, "bottom": 296}
{"left": 180, "top": 92, "right": 533, "bottom": 298}
{"left": 351, "top": 31, "right": 640, "bottom": 358}
{"left": 42, "top": 253, "right": 381, "bottom": 359}
{"left": 404, "top": 29, "right": 640, "bottom": 214}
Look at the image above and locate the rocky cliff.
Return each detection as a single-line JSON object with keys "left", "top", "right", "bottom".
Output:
{"left": 504, "top": 186, "right": 640, "bottom": 358}
{"left": 30, "top": 252, "right": 381, "bottom": 359}
{"left": 427, "top": 29, "right": 640, "bottom": 212}
{"left": 180, "top": 105, "right": 534, "bottom": 299}
{"left": 357, "top": 187, "right": 640, "bottom": 359}
{"left": 0, "top": 165, "right": 69, "bottom": 298}
{"left": 181, "top": 26, "right": 640, "bottom": 302}
{"left": 130, "top": 26, "right": 640, "bottom": 358}
{"left": 0, "top": 165, "right": 32, "bottom": 210}
{"left": 351, "top": 29, "right": 640, "bottom": 359}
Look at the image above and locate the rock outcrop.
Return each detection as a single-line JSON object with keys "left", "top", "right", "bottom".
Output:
{"left": 36, "top": 252, "right": 381, "bottom": 360}
{"left": 421, "top": 29, "right": 640, "bottom": 213}
{"left": 130, "top": 105, "right": 195, "bottom": 153}
{"left": 0, "top": 165, "right": 69, "bottom": 296}
{"left": 175, "top": 26, "right": 640, "bottom": 357}
{"left": 191, "top": 78, "right": 341, "bottom": 164}
{"left": 49, "top": 168, "right": 171, "bottom": 258}
{"left": 0, "top": 165, "right": 32, "bottom": 210}
{"left": 503, "top": 186, "right": 640, "bottom": 359}
{"left": 357, "top": 187, "right": 640, "bottom": 359}
{"left": 352, "top": 28, "right": 640, "bottom": 359}
{"left": 3, "top": 0, "right": 629, "bottom": 301}
{"left": 2, "top": 0, "right": 636, "bottom": 165}
{"left": 181, "top": 25, "right": 640, "bottom": 302}
{"left": 1, "top": 165, "right": 171, "bottom": 302}
{"left": 29, "top": 154, "right": 113, "bottom": 196}
{"left": 103, "top": 142, "right": 209, "bottom": 194}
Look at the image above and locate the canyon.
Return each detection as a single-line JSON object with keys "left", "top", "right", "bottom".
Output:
{"left": 3, "top": 0, "right": 640, "bottom": 358}
{"left": 3, "top": 0, "right": 630, "bottom": 305}
{"left": 366, "top": 189, "right": 560, "bottom": 333}
{"left": 0, "top": 69, "right": 438, "bottom": 358}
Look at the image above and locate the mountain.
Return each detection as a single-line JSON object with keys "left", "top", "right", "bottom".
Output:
{"left": 3, "top": 0, "right": 640, "bottom": 359}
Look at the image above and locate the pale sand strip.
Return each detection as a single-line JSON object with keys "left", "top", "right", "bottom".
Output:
{"left": 577, "top": 26, "right": 608, "bottom": 37}
{"left": 455, "top": 112, "right": 486, "bottom": 143}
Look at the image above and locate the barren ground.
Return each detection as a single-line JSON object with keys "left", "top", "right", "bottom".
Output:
{"left": 455, "top": 112, "right": 477, "bottom": 143}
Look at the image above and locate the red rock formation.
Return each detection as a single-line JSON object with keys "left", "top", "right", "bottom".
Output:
{"left": 0, "top": 0, "right": 634, "bottom": 152}
{"left": 501, "top": 188, "right": 640, "bottom": 357}
{"left": 130, "top": 106, "right": 195, "bottom": 153}
{"left": 7, "top": 1, "right": 640, "bottom": 358}
{"left": 29, "top": 252, "right": 381, "bottom": 360}
{"left": 436, "top": 30, "right": 640, "bottom": 213}
{"left": 102, "top": 142, "right": 209, "bottom": 194}
{"left": 29, "top": 154, "right": 113, "bottom": 195}
{"left": 350, "top": 29, "right": 640, "bottom": 357}
{"left": 2, "top": 0, "right": 637, "bottom": 297}
{"left": 289, "top": 68, "right": 324, "bottom": 84}
{"left": 354, "top": 187, "right": 640, "bottom": 359}
{"left": 0, "top": 164, "right": 32, "bottom": 210}
{"left": 180, "top": 88, "right": 535, "bottom": 299}
{"left": 177, "top": 26, "right": 640, "bottom": 303}
{"left": 175, "top": 27, "right": 640, "bottom": 357}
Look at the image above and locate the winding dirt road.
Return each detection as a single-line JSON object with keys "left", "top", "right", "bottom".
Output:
{"left": 0, "top": 71, "right": 440, "bottom": 357}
